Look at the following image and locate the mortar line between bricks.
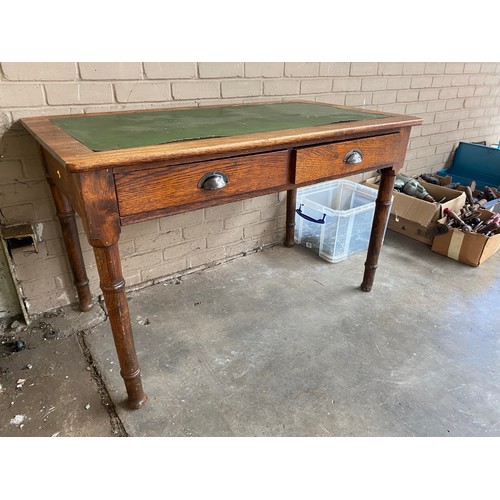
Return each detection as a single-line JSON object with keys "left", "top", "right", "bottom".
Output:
{"left": 75, "top": 62, "right": 82, "bottom": 81}
{"left": 40, "top": 83, "right": 48, "bottom": 106}
{"left": 76, "top": 313, "right": 128, "bottom": 437}
{"left": 111, "top": 82, "right": 118, "bottom": 104}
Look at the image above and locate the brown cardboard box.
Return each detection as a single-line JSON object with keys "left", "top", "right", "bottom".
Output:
{"left": 431, "top": 210, "right": 500, "bottom": 266}
{"left": 364, "top": 176, "right": 466, "bottom": 245}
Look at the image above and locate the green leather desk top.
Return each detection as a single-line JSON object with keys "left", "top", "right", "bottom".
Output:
{"left": 51, "top": 102, "right": 387, "bottom": 152}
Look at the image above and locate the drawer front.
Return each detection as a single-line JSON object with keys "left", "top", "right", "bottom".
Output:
{"left": 295, "top": 133, "right": 401, "bottom": 184}
{"left": 115, "top": 150, "right": 290, "bottom": 217}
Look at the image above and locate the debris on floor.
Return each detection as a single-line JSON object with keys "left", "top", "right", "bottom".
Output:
{"left": 0, "top": 305, "right": 118, "bottom": 437}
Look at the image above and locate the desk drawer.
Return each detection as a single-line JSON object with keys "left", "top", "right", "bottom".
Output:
{"left": 295, "top": 133, "right": 401, "bottom": 184}
{"left": 115, "top": 150, "right": 290, "bottom": 217}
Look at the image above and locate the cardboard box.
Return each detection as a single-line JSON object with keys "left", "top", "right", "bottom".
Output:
{"left": 431, "top": 210, "right": 500, "bottom": 266}
{"left": 364, "top": 176, "right": 466, "bottom": 245}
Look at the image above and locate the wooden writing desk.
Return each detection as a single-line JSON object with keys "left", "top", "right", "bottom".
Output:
{"left": 22, "top": 101, "right": 422, "bottom": 409}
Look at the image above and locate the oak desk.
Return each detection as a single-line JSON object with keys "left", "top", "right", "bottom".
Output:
{"left": 22, "top": 101, "right": 422, "bottom": 409}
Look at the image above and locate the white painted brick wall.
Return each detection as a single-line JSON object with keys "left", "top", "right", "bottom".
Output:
{"left": 350, "top": 62, "right": 378, "bottom": 76}
{"left": 79, "top": 62, "right": 143, "bottom": 80}
{"left": 0, "top": 84, "right": 44, "bottom": 107}
{"left": 300, "top": 79, "right": 332, "bottom": 94}
{"left": 171, "top": 80, "right": 219, "bottom": 100}
{"left": 115, "top": 82, "right": 172, "bottom": 103}
{"left": 378, "top": 63, "right": 404, "bottom": 75}
{"left": 1, "top": 61, "right": 500, "bottom": 314}
{"left": 2, "top": 62, "right": 78, "bottom": 81}
{"left": 332, "top": 78, "right": 362, "bottom": 92}
{"left": 198, "top": 62, "right": 244, "bottom": 78}
{"left": 45, "top": 83, "right": 114, "bottom": 105}
{"left": 221, "top": 80, "right": 261, "bottom": 98}
{"left": 143, "top": 62, "right": 197, "bottom": 79}
{"left": 317, "top": 62, "right": 348, "bottom": 77}
{"left": 263, "top": 79, "right": 301, "bottom": 95}
{"left": 244, "top": 63, "right": 284, "bottom": 78}
{"left": 284, "top": 62, "right": 319, "bottom": 77}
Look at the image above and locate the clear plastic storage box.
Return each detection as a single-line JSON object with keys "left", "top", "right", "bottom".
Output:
{"left": 295, "top": 179, "right": 389, "bottom": 263}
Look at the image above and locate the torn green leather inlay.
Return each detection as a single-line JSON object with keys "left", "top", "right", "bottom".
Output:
{"left": 51, "top": 102, "right": 387, "bottom": 152}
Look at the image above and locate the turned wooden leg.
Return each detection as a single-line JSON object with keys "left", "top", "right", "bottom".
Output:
{"left": 93, "top": 242, "right": 147, "bottom": 409}
{"left": 285, "top": 188, "right": 297, "bottom": 247}
{"left": 361, "top": 167, "right": 396, "bottom": 292}
{"left": 47, "top": 178, "right": 93, "bottom": 312}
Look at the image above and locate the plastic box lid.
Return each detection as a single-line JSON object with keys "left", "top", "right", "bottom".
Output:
{"left": 297, "top": 179, "right": 377, "bottom": 214}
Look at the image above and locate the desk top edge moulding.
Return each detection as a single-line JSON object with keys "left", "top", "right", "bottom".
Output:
{"left": 20, "top": 100, "right": 422, "bottom": 410}
{"left": 21, "top": 101, "right": 422, "bottom": 172}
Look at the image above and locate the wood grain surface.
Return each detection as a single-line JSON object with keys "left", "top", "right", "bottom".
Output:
{"left": 115, "top": 150, "right": 290, "bottom": 217}
{"left": 295, "top": 133, "right": 401, "bottom": 184}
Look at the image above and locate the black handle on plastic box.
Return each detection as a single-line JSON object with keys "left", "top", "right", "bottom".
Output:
{"left": 296, "top": 204, "right": 326, "bottom": 224}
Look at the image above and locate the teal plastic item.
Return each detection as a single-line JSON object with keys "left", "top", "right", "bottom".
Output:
{"left": 437, "top": 142, "right": 500, "bottom": 190}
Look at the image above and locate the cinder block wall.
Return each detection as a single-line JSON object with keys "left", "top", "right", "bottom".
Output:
{"left": 1, "top": 62, "right": 499, "bottom": 314}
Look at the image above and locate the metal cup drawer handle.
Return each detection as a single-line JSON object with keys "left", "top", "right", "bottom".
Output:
{"left": 198, "top": 171, "right": 229, "bottom": 190}
{"left": 343, "top": 149, "right": 363, "bottom": 165}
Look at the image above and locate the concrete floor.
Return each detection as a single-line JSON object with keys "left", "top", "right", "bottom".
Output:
{"left": 1, "top": 231, "right": 499, "bottom": 436}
